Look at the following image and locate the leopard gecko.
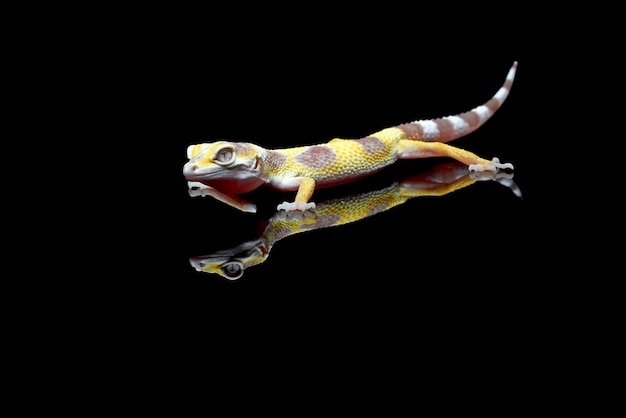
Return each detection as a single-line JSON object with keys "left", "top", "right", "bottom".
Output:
{"left": 184, "top": 61, "right": 518, "bottom": 213}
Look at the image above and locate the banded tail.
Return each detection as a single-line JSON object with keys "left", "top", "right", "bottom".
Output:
{"left": 397, "top": 61, "right": 517, "bottom": 143}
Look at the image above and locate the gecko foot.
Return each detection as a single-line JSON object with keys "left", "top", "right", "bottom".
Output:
{"left": 468, "top": 157, "right": 514, "bottom": 173}
{"left": 469, "top": 169, "right": 523, "bottom": 199}
{"left": 276, "top": 201, "right": 316, "bottom": 214}
{"left": 275, "top": 208, "right": 317, "bottom": 220}
{"left": 188, "top": 181, "right": 212, "bottom": 197}
{"left": 277, "top": 201, "right": 316, "bottom": 212}
{"left": 469, "top": 170, "right": 514, "bottom": 181}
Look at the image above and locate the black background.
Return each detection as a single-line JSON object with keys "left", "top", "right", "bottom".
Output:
{"left": 10, "top": 5, "right": 605, "bottom": 402}
{"left": 14, "top": 8, "right": 575, "bottom": 311}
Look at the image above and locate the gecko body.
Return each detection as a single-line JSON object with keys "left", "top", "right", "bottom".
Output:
{"left": 184, "top": 62, "right": 517, "bottom": 212}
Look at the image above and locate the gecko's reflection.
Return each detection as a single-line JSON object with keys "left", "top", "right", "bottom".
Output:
{"left": 189, "top": 161, "right": 521, "bottom": 280}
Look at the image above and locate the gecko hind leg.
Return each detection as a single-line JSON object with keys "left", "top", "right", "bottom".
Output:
{"left": 398, "top": 140, "right": 514, "bottom": 173}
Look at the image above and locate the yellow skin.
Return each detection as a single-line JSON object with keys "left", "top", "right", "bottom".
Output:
{"left": 190, "top": 161, "right": 521, "bottom": 280}
{"left": 184, "top": 62, "right": 517, "bottom": 212}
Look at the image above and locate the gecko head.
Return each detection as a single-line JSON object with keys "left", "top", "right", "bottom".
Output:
{"left": 190, "top": 256, "right": 246, "bottom": 280}
{"left": 183, "top": 141, "right": 264, "bottom": 194}
{"left": 189, "top": 239, "right": 268, "bottom": 280}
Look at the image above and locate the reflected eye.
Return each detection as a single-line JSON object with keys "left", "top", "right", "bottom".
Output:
{"left": 214, "top": 146, "right": 236, "bottom": 165}
{"left": 221, "top": 261, "right": 244, "bottom": 280}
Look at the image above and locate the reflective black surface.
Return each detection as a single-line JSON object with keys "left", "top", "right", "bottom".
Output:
{"left": 10, "top": 8, "right": 599, "bottom": 405}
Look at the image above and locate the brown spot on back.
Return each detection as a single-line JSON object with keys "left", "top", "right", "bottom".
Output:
{"left": 265, "top": 151, "right": 288, "bottom": 169}
{"left": 294, "top": 145, "right": 337, "bottom": 169}
{"left": 355, "top": 136, "right": 387, "bottom": 154}
{"left": 397, "top": 123, "right": 424, "bottom": 140}
{"left": 366, "top": 202, "right": 389, "bottom": 217}
{"left": 299, "top": 214, "right": 341, "bottom": 230}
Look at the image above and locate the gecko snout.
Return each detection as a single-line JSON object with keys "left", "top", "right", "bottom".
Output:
{"left": 183, "top": 162, "right": 199, "bottom": 178}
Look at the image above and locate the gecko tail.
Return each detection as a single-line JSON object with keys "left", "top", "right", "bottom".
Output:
{"left": 397, "top": 61, "right": 517, "bottom": 143}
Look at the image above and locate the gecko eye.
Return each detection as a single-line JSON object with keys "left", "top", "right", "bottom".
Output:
{"left": 214, "top": 146, "right": 236, "bottom": 166}
{"left": 221, "top": 261, "right": 244, "bottom": 280}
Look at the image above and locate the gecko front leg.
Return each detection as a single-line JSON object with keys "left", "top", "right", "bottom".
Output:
{"left": 276, "top": 177, "right": 317, "bottom": 212}
{"left": 188, "top": 181, "right": 257, "bottom": 213}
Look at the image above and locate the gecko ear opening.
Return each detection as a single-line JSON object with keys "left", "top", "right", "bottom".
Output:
{"left": 221, "top": 261, "right": 244, "bottom": 280}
